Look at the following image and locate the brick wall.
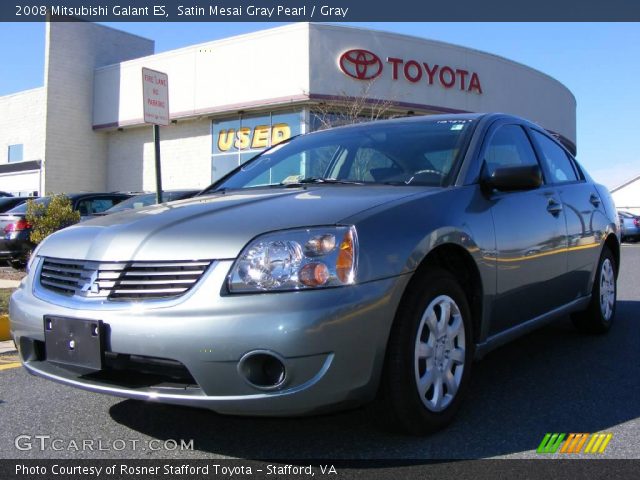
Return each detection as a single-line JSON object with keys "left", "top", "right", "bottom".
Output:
{"left": 43, "top": 22, "right": 154, "bottom": 194}
{"left": 0, "top": 88, "right": 46, "bottom": 166}
{"left": 107, "top": 118, "right": 213, "bottom": 192}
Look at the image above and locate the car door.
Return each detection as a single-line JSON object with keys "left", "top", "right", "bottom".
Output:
{"left": 529, "top": 129, "right": 604, "bottom": 300}
{"left": 482, "top": 123, "right": 569, "bottom": 335}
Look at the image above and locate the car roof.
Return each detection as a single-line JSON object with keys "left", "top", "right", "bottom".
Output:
{"left": 64, "top": 192, "right": 131, "bottom": 200}
{"left": 305, "top": 112, "right": 542, "bottom": 135}
{"left": 0, "top": 196, "right": 27, "bottom": 204}
{"left": 314, "top": 112, "right": 484, "bottom": 132}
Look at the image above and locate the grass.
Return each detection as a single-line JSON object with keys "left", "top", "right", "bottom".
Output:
{"left": 0, "top": 289, "right": 12, "bottom": 316}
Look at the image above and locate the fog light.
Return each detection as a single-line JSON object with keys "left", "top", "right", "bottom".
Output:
{"left": 238, "top": 351, "right": 286, "bottom": 389}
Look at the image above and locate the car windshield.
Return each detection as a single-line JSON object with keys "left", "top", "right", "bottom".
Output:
{"left": 6, "top": 197, "right": 50, "bottom": 214}
{"left": 205, "top": 118, "right": 475, "bottom": 192}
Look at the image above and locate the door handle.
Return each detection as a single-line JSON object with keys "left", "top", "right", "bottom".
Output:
{"left": 547, "top": 198, "right": 563, "bottom": 216}
{"left": 590, "top": 193, "right": 601, "bottom": 207}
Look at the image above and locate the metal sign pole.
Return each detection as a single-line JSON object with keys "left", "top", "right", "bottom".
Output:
{"left": 153, "top": 124, "right": 163, "bottom": 203}
{"left": 142, "top": 67, "right": 169, "bottom": 205}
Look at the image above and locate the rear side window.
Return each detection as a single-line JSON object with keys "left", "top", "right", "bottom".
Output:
{"left": 531, "top": 131, "right": 579, "bottom": 183}
{"left": 483, "top": 124, "right": 539, "bottom": 176}
{"left": 77, "top": 198, "right": 119, "bottom": 215}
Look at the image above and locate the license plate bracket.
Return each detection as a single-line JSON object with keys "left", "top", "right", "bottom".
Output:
{"left": 43, "top": 316, "right": 104, "bottom": 370}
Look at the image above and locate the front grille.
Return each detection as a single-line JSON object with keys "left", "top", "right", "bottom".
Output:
{"left": 39, "top": 257, "right": 211, "bottom": 301}
{"left": 85, "top": 353, "right": 199, "bottom": 388}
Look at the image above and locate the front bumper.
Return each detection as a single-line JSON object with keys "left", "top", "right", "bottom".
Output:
{"left": 621, "top": 230, "right": 640, "bottom": 241}
{"left": 9, "top": 259, "right": 409, "bottom": 416}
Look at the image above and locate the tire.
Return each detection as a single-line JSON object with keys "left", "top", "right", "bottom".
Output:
{"left": 571, "top": 246, "right": 617, "bottom": 334}
{"left": 373, "top": 267, "right": 474, "bottom": 435}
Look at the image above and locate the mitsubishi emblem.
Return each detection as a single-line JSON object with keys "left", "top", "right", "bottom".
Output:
{"left": 80, "top": 270, "right": 100, "bottom": 295}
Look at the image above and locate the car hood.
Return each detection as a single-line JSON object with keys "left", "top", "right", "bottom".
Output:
{"left": 37, "top": 186, "right": 432, "bottom": 261}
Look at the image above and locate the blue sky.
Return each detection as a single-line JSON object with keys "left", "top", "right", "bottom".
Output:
{"left": 1, "top": 22, "right": 638, "bottom": 188}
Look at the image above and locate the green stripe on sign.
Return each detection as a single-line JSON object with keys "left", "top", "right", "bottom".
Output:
{"left": 537, "top": 433, "right": 566, "bottom": 454}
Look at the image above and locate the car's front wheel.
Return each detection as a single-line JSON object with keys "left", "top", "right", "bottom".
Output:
{"left": 374, "top": 267, "right": 473, "bottom": 435}
{"left": 571, "top": 246, "right": 617, "bottom": 334}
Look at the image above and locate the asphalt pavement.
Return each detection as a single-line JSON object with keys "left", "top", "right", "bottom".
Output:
{"left": 1, "top": 244, "right": 639, "bottom": 460}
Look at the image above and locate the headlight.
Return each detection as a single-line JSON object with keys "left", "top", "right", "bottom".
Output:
{"left": 228, "top": 226, "right": 358, "bottom": 293}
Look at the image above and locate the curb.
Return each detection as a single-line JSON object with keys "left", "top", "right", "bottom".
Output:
{"left": 0, "top": 314, "right": 10, "bottom": 342}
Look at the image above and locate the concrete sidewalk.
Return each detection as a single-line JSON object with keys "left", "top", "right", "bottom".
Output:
{"left": 0, "top": 340, "right": 16, "bottom": 354}
{"left": 0, "top": 279, "right": 20, "bottom": 289}
{"left": 1, "top": 283, "right": 17, "bottom": 341}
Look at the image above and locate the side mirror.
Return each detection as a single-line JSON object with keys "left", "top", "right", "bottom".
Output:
{"left": 482, "top": 164, "right": 542, "bottom": 192}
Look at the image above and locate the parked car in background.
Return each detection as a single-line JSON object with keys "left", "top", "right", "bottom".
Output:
{"left": 93, "top": 190, "right": 200, "bottom": 217}
{"left": 0, "top": 192, "right": 130, "bottom": 268}
{"left": 9, "top": 114, "right": 620, "bottom": 434}
{"left": 0, "top": 196, "right": 37, "bottom": 214}
{"left": 618, "top": 211, "right": 640, "bottom": 242}
{"left": 0, "top": 191, "right": 14, "bottom": 198}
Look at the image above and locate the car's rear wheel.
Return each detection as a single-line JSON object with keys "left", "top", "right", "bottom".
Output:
{"left": 373, "top": 267, "right": 473, "bottom": 435}
{"left": 571, "top": 246, "right": 617, "bottom": 334}
{"left": 9, "top": 258, "right": 26, "bottom": 271}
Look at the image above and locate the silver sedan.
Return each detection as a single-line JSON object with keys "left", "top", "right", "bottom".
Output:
{"left": 9, "top": 113, "right": 620, "bottom": 434}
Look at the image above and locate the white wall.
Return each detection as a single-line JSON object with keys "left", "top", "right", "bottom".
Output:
{"left": 0, "top": 88, "right": 46, "bottom": 166}
{"left": 43, "top": 22, "right": 154, "bottom": 193}
{"left": 94, "top": 23, "right": 311, "bottom": 129}
{"left": 0, "top": 170, "right": 40, "bottom": 195}
{"left": 107, "top": 118, "right": 213, "bottom": 192}
{"left": 308, "top": 24, "right": 576, "bottom": 148}
{"left": 612, "top": 177, "right": 640, "bottom": 215}
{"left": 0, "top": 88, "right": 46, "bottom": 194}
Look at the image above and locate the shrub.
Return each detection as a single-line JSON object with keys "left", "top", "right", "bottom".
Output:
{"left": 26, "top": 194, "right": 80, "bottom": 246}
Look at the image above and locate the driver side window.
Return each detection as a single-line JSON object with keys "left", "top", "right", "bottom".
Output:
{"left": 484, "top": 124, "right": 539, "bottom": 176}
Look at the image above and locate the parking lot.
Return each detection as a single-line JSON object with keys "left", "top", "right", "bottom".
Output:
{"left": 0, "top": 244, "right": 639, "bottom": 460}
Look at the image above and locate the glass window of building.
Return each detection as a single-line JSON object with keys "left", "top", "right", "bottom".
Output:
{"left": 211, "top": 111, "right": 302, "bottom": 182}
{"left": 8, "top": 144, "right": 23, "bottom": 163}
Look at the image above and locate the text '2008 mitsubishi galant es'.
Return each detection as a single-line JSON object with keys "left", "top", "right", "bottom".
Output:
{"left": 9, "top": 113, "right": 620, "bottom": 434}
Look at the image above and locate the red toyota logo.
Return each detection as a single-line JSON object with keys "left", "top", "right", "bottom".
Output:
{"left": 339, "top": 49, "right": 383, "bottom": 80}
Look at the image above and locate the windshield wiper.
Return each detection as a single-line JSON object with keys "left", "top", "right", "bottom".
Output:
{"left": 281, "top": 177, "right": 365, "bottom": 187}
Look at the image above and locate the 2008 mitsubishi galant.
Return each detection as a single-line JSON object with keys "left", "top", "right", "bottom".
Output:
{"left": 9, "top": 113, "right": 619, "bottom": 434}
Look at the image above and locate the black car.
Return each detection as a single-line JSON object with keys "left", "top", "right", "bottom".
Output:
{"left": 0, "top": 191, "right": 13, "bottom": 198}
{"left": 92, "top": 189, "right": 200, "bottom": 217}
{"left": 0, "top": 192, "right": 130, "bottom": 268}
{"left": 0, "top": 196, "right": 37, "bottom": 213}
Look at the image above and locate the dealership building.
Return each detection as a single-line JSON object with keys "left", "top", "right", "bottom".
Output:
{"left": 0, "top": 22, "right": 578, "bottom": 196}
{"left": 612, "top": 175, "right": 640, "bottom": 215}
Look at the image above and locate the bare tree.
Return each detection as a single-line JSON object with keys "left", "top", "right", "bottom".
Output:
{"left": 304, "top": 81, "right": 403, "bottom": 181}
{"left": 310, "top": 80, "right": 397, "bottom": 131}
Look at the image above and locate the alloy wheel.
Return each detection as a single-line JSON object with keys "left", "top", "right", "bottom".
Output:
{"left": 599, "top": 258, "right": 615, "bottom": 321}
{"left": 414, "top": 294, "right": 466, "bottom": 412}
